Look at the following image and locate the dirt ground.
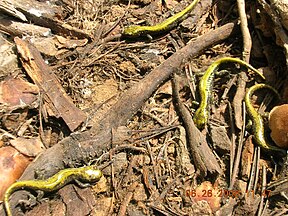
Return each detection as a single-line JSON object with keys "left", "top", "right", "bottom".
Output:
{"left": 0, "top": 0, "right": 288, "bottom": 215}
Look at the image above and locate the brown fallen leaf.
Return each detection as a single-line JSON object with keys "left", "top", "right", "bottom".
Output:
{"left": 0, "top": 37, "right": 19, "bottom": 77}
{"left": 0, "top": 77, "right": 39, "bottom": 106}
{"left": 0, "top": 146, "right": 31, "bottom": 201}
{"left": 156, "top": 80, "right": 172, "bottom": 95}
{"left": 2, "top": 109, "right": 28, "bottom": 131}
{"left": 133, "top": 183, "right": 148, "bottom": 202}
{"left": 55, "top": 35, "right": 88, "bottom": 49}
{"left": 10, "top": 136, "right": 45, "bottom": 157}
{"left": 91, "top": 176, "right": 108, "bottom": 194}
{"left": 32, "top": 36, "right": 88, "bottom": 57}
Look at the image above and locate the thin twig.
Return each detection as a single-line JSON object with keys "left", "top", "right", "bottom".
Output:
{"left": 146, "top": 141, "right": 161, "bottom": 188}
{"left": 258, "top": 165, "right": 267, "bottom": 216}
{"left": 247, "top": 147, "right": 257, "bottom": 192}
{"left": 237, "top": 0, "right": 252, "bottom": 61}
{"left": 229, "top": 101, "right": 246, "bottom": 189}
{"left": 228, "top": 101, "right": 236, "bottom": 187}
{"left": 253, "top": 147, "right": 261, "bottom": 192}
{"left": 233, "top": 0, "right": 252, "bottom": 130}
{"left": 117, "top": 181, "right": 138, "bottom": 216}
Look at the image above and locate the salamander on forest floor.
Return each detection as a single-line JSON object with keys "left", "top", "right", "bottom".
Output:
{"left": 4, "top": 166, "right": 102, "bottom": 216}
{"left": 193, "top": 57, "right": 265, "bottom": 130}
{"left": 122, "top": 0, "right": 200, "bottom": 38}
{"left": 245, "top": 83, "right": 286, "bottom": 153}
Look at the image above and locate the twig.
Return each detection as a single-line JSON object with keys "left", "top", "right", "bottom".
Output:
{"left": 253, "top": 147, "right": 261, "bottom": 192}
{"left": 228, "top": 101, "right": 236, "bottom": 186}
{"left": 237, "top": 0, "right": 252, "bottom": 61}
{"left": 117, "top": 181, "right": 138, "bottom": 216}
{"left": 172, "top": 73, "right": 222, "bottom": 178}
{"left": 258, "top": 165, "right": 267, "bottom": 216}
{"left": 233, "top": 0, "right": 253, "bottom": 130}
{"left": 229, "top": 102, "right": 246, "bottom": 189}
{"left": 247, "top": 147, "right": 258, "bottom": 192}
{"left": 97, "top": 145, "right": 147, "bottom": 163}
{"left": 146, "top": 141, "right": 161, "bottom": 188}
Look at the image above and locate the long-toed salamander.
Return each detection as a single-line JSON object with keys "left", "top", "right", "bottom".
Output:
{"left": 122, "top": 0, "right": 200, "bottom": 37}
{"left": 193, "top": 57, "right": 266, "bottom": 129}
{"left": 4, "top": 166, "right": 102, "bottom": 216}
{"left": 245, "top": 83, "right": 285, "bottom": 153}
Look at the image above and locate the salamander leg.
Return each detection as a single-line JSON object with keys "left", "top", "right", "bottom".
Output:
{"left": 262, "top": 112, "right": 269, "bottom": 118}
{"left": 36, "top": 190, "right": 45, "bottom": 200}
{"left": 246, "top": 119, "right": 253, "bottom": 130}
{"left": 18, "top": 193, "right": 38, "bottom": 211}
{"left": 215, "top": 69, "right": 230, "bottom": 77}
{"left": 192, "top": 101, "right": 199, "bottom": 106}
{"left": 146, "top": 34, "right": 153, "bottom": 41}
{"left": 74, "top": 179, "right": 92, "bottom": 188}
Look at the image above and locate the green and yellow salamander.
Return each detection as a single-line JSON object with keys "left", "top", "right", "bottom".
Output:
{"left": 122, "top": 0, "right": 199, "bottom": 37}
{"left": 4, "top": 166, "right": 102, "bottom": 216}
{"left": 193, "top": 57, "right": 265, "bottom": 130}
{"left": 245, "top": 83, "right": 285, "bottom": 153}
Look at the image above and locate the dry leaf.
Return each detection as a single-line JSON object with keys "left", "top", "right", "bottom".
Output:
{"left": 10, "top": 137, "right": 45, "bottom": 157}
{"left": 0, "top": 77, "right": 39, "bottom": 106}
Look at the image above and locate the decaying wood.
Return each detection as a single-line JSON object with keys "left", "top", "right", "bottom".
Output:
{"left": 58, "top": 185, "right": 97, "bottom": 216}
{"left": 271, "top": 0, "right": 288, "bottom": 31}
{"left": 0, "top": 0, "right": 27, "bottom": 22}
{"left": 172, "top": 73, "right": 222, "bottom": 178}
{"left": 0, "top": 22, "right": 238, "bottom": 216}
{"left": 1, "top": 0, "right": 90, "bottom": 39}
{"left": 14, "top": 37, "right": 86, "bottom": 131}
{"left": 0, "top": 17, "right": 51, "bottom": 37}
{"left": 257, "top": 0, "right": 288, "bottom": 67}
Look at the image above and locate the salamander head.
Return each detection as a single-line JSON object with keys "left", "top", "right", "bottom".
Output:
{"left": 82, "top": 168, "right": 102, "bottom": 182}
{"left": 194, "top": 117, "right": 206, "bottom": 130}
{"left": 193, "top": 109, "right": 208, "bottom": 130}
{"left": 122, "top": 25, "right": 144, "bottom": 37}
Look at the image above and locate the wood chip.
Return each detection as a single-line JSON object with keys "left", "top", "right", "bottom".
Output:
{"left": 14, "top": 37, "right": 86, "bottom": 131}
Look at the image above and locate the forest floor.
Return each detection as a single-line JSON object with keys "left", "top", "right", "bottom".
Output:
{"left": 0, "top": 0, "right": 288, "bottom": 215}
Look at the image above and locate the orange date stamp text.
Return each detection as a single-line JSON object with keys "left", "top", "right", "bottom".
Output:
{"left": 185, "top": 188, "right": 272, "bottom": 199}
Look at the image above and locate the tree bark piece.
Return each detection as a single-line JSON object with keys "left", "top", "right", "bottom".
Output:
{"left": 172, "top": 74, "right": 222, "bottom": 178}
{"left": 0, "top": 0, "right": 27, "bottom": 21}
{"left": 2, "top": 0, "right": 90, "bottom": 39}
{"left": 14, "top": 37, "right": 86, "bottom": 131}
{"left": 0, "top": 17, "right": 51, "bottom": 37}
